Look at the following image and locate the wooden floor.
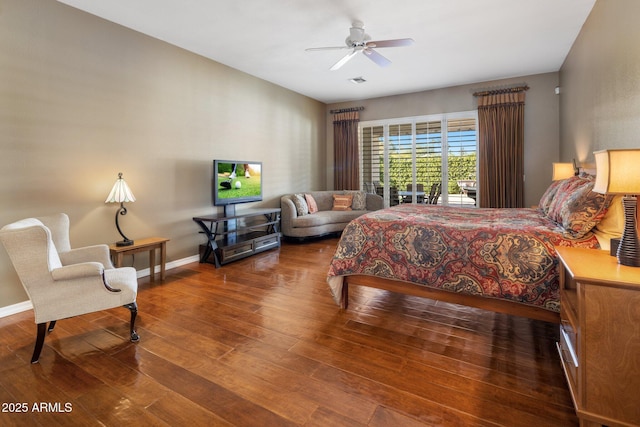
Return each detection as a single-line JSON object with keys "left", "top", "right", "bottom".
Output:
{"left": 0, "top": 237, "right": 578, "bottom": 426}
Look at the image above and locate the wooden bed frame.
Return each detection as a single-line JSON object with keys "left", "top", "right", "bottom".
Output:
{"left": 341, "top": 274, "right": 560, "bottom": 324}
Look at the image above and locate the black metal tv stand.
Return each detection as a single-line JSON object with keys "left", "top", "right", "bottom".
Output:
{"left": 193, "top": 206, "right": 281, "bottom": 268}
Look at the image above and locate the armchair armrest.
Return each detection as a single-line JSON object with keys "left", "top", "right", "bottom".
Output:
{"left": 60, "top": 244, "right": 114, "bottom": 269}
{"left": 51, "top": 262, "right": 104, "bottom": 281}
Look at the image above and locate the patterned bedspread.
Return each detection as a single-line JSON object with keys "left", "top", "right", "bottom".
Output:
{"left": 327, "top": 204, "right": 601, "bottom": 312}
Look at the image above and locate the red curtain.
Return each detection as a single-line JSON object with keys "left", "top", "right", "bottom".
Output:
{"left": 477, "top": 88, "right": 527, "bottom": 208}
{"left": 333, "top": 110, "right": 360, "bottom": 190}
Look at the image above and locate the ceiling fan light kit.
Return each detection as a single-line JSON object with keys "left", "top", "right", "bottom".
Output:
{"left": 306, "top": 20, "right": 414, "bottom": 71}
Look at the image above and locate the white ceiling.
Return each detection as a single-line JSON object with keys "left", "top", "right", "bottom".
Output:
{"left": 56, "top": 0, "right": 596, "bottom": 104}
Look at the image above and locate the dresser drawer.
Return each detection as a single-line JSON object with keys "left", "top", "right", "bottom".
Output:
{"left": 559, "top": 324, "right": 578, "bottom": 388}
{"left": 219, "top": 242, "right": 254, "bottom": 262}
{"left": 254, "top": 233, "right": 280, "bottom": 252}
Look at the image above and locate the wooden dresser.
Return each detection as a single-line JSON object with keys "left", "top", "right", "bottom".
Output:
{"left": 556, "top": 247, "right": 640, "bottom": 427}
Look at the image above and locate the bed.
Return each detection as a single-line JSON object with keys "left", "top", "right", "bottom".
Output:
{"left": 327, "top": 175, "right": 617, "bottom": 323}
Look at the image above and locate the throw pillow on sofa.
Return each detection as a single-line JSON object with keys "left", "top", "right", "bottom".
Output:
{"left": 332, "top": 194, "right": 353, "bottom": 211}
{"left": 345, "top": 190, "right": 366, "bottom": 210}
{"left": 305, "top": 194, "right": 318, "bottom": 213}
{"left": 292, "top": 194, "right": 309, "bottom": 216}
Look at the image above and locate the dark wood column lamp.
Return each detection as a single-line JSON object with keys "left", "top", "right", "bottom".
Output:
{"left": 593, "top": 149, "right": 640, "bottom": 267}
{"left": 105, "top": 172, "right": 136, "bottom": 247}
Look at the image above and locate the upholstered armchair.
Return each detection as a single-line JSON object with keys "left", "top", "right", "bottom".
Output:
{"left": 0, "top": 213, "right": 139, "bottom": 363}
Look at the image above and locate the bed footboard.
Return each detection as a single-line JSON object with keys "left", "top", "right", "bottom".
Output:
{"left": 343, "top": 275, "right": 560, "bottom": 324}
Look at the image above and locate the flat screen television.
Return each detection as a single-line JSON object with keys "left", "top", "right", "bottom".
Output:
{"left": 213, "top": 160, "right": 263, "bottom": 208}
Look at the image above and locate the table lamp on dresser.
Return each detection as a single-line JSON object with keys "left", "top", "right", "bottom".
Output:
{"left": 593, "top": 149, "right": 640, "bottom": 267}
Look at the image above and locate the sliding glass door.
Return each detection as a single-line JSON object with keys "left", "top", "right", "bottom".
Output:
{"left": 360, "top": 112, "right": 478, "bottom": 208}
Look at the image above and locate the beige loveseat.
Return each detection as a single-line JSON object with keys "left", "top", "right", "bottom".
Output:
{"left": 280, "top": 190, "right": 383, "bottom": 240}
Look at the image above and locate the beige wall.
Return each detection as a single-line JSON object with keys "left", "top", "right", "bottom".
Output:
{"left": 327, "top": 72, "right": 561, "bottom": 208}
{"left": 560, "top": 0, "right": 640, "bottom": 164}
{"left": 0, "top": 0, "right": 326, "bottom": 308}
{"left": 4, "top": 0, "right": 633, "bottom": 312}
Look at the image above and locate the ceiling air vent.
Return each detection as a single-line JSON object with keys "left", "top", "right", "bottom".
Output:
{"left": 349, "top": 76, "right": 367, "bottom": 84}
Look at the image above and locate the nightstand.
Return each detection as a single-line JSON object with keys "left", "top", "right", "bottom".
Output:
{"left": 109, "top": 237, "right": 169, "bottom": 281}
{"left": 556, "top": 246, "right": 640, "bottom": 427}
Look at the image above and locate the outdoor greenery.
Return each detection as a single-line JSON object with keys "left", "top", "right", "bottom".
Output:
{"left": 383, "top": 152, "right": 476, "bottom": 194}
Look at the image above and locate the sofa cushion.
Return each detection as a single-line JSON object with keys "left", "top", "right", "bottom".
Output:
{"left": 291, "top": 194, "right": 309, "bottom": 216}
{"left": 292, "top": 210, "right": 367, "bottom": 228}
{"left": 332, "top": 194, "right": 353, "bottom": 211}
{"left": 308, "top": 192, "right": 336, "bottom": 211}
{"left": 345, "top": 190, "right": 366, "bottom": 210}
{"left": 305, "top": 194, "right": 318, "bottom": 213}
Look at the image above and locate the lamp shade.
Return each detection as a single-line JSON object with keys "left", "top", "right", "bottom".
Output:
{"left": 593, "top": 149, "right": 640, "bottom": 194}
{"left": 552, "top": 163, "right": 575, "bottom": 181}
{"left": 105, "top": 172, "right": 136, "bottom": 203}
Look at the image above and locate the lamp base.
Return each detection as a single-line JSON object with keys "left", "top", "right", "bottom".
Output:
{"left": 116, "top": 239, "right": 134, "bottom": 247}
{"left": 617, "top": 196, "right": 640, "bottom": 267}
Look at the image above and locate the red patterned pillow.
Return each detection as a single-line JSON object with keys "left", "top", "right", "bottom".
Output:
{"left": 546, "top": 175, "right": 593, "bottom": 223}
{"left": 545, "top": 174, "right": 612, "bottom": 238}
{"left": 558, "top": 181, "right": 612, "bottom": 239}
{"left": 538, "top": 179, "right": 563, "bottom": 214}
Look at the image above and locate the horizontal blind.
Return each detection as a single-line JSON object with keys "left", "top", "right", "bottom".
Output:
{"left": 447, "top": 118, "right": 477, "bottom": 206}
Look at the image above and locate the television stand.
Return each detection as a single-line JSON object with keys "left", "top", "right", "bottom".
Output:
{"left": 193, "top": 207, "right": 281, "bottom": 267}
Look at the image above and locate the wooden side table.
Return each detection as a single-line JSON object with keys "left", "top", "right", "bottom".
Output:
{"left": 556, "top": 246, "right": 640, "bottom": 427}
{"left": 109, "top": 237, "right": 169, "bottom": 281}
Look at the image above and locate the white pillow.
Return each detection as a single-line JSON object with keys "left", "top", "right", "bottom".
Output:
{"left": 291, "top": 194, "right": 309, "bottom": 216}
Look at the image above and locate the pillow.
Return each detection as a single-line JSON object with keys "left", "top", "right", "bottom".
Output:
{"left": 345, "top": 190, "right": 366, "bottom": 210}
{"left": 332, "top": 194, "right": 353, "bottom": 211}
{"left": 305, "top": 194, "right": 318, "bottom": 214}
{"left": 546, "top": 174, "right": 593, "bottom": 223}
{"left": 291, "top": 194, "right": 309, "bottom": 216}
{"left": 538, "top": 179, "right": 563, "bottom": 214}
{"left": 594, "top": 194, "right": 625, "bottom": 240}
{"left": 557, "top": 180, "right": 612, "bottom": 239}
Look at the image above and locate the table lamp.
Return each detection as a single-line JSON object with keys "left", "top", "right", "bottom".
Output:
{"left": 593, "top": 149, "right": 640, "bottom": 266}
{"left": 105, "top": 172, "right": 136, "bottom": 246}
{"left": 552, "top": 162, "right": 575, "bottom": 181}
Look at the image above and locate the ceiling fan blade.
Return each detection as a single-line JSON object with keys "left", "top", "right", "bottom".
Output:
{"left": 363, "top": 48, "right": 391, "bottom": 68}
{"left": 330, "top": 49, "right": 359, "bottom": 71}
{"left": 367, "top": 38, "right": 414, "bottom": 48}
{"left": 305, "top": 46, "right": 350, "bottom": 52}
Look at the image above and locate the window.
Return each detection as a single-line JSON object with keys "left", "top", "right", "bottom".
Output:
{"left": 360, "top": 111, "right": 478, "bottom": 207}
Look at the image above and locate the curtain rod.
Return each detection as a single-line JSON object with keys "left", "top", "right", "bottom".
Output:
{"left": 473, "top": 85, "right": 529, "bottom": 97}
{"left": 330, "top": 106, "right": 364, "bottom": 114}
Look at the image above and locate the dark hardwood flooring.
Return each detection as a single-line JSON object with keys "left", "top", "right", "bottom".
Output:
{"left": 0, "top": 237, "right": 577, "bottom": 426}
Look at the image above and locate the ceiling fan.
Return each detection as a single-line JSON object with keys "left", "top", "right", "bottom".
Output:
{"left": 306, "top": 21, "right": 414, "bottom": 71}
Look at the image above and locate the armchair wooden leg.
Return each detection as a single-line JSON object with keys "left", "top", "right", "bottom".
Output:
{"left": 31, "top": 323, "right": 47, "bottom": 364}
{"left": 124, "top": 302, "right": 140, "bottom": 342}
{"left": 31, "top": 321, "right": 57, "bottom": 363}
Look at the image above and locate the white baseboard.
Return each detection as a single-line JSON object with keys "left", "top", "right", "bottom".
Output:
{"left": 0, "top": 300, "right": 33, "bottom": 318}
{"left": 135, "top": 254, "right": 200, "bottom": 278}
{"left": 0, "top": 254, "right": 202, "bottom": 319}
